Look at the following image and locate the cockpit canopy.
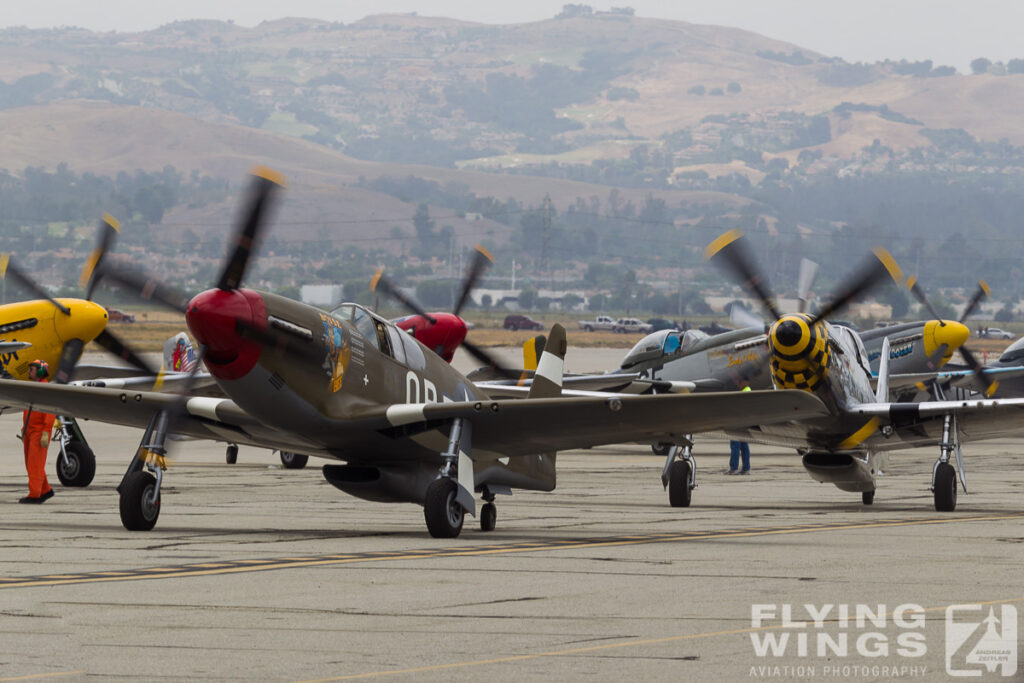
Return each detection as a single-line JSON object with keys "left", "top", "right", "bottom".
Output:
{"left": 621, "top": 328, "right": 709, "bottom": 368}
{"left": 999, "top": 337, "right": 1024, "bottom": 364}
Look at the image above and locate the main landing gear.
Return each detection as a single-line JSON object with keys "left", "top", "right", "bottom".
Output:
{"left": 660, "top": 435, "right": 696, "bottom": 508}
{"left": 279, "top": 451, "right": 308, "bottom": 469}
{"left": 424, "top": 418, "right": 484, "bottom": 538}
{"left": 118, "top": 411, "right": 170, "bottom": 531}
{"left": 54, "top": 416, "right": 96, "bottom": 488}
{"left": 931, "top": 413, "right": 965, "bottom": 512}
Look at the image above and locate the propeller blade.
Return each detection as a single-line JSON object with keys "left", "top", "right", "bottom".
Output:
{"left": 959, "top": 344, "right": 999, "bottom": 397}
{"left": 216, "top": 168, "right": 285, "bottom": 291}
{"left": 80, "top": 214, "right": 121, "bottom": 300}
{"left": 705, "top": 230, "right": 783, "bottom": 320}
{"left": 906, "top": 275, "right": 944, "bottom": 322}
{"left": 54, "top": 338, "right": 85, "bottom": 385}
{"left": 370, "top": 269, "right": 437, "bottom": 324}
{"left": 93, "top": 328, "right": 158, "bottom": 377}
{"left": 959, "top": 279, "right": 990, "bottom": 323}
{"left": 796, "top": 258, "right": 819, "bottom": 314}
{"left": 461, "top": 338, "right": 520, "bottom": 380}
{"left": 0, "top": 253, "right": 70, "bottom": 315}
{"left": 811, "top": 247, "right": 904, "bottom": 324}
{"left": 452, "top": 245, "right": 494, "bottom": 318}
{"left": 96, "top": 265, "right": 191, "bottom": 313}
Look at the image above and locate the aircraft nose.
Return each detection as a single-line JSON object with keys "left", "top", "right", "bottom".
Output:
{"left": 54, "top": 299, "right": 109, "bottom": 344}
{"left": 925, "top": 320, "right": 970, "bottom": 366}
{"left": 185, "top": 288, "right": 267, "bottom": 379}
{"left": 774, "top": 319, "right": 803, "bottom": 347}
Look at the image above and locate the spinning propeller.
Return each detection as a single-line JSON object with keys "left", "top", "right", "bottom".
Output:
{"left": 906, "top": 275, "right": 995, "bottom": 395}
{"left": 372, "top": 245, "right": 517, "bottom": 376}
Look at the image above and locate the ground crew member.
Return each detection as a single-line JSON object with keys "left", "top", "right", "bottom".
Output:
{"left": 19, "top": 360, "right": 56, "bottom": 504}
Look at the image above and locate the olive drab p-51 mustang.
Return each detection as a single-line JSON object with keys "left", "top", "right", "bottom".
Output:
{"left": 0, "top": 169, "right": 828, "bottom": 538}
{"left": 655, "top": 229, "right": 1024, "bottom": 512}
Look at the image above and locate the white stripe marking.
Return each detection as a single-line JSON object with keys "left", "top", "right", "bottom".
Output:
{"left": 535, "top": 350, "right": 564, "bottom": 386}
{"left": 386, "top": 403, "right": 427, "bottom": 426}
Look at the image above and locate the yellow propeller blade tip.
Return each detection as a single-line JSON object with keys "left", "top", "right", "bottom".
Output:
{"left": 872, "top": 247, "right": 904, "bottom": 285}
{"left": 251, "top": 165, "right": 287, "bottom": 187}
{"left": 152, "top": 371, "right": 166, "bottom": 392}
{"left": 102, "top": 213, "right": 121, "bottom": 232}
{"left": 906, "top": 275, "right": 918, "bottom": 290}
{"left": 703, "top": 229, "right": 743, "bottom": 261}
{"left": 0, "top": 253, "right": 8, "bottom": 278}
{"left": 979, "top": 279, "right": 991, "bottom": 296}
{"left": 369, "top": 268, "right": 383, "bottom": 292}
{"left": 985, "top": 380, "right": 999, "bottom": 398}
{"left": 475, "top": 244, "right": 495, "bottom": 263}
{"left": 79, "top": 249, "right": 102, "bottom": 288}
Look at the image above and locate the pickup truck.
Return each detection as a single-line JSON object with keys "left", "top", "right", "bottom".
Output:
{"left": 613, "top": 317, "right": 654, "bottom": 334}
{"left": 578, "top": 315, "right": 617, "bottom": 332}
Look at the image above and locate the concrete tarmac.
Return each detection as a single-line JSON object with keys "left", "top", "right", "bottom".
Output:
{"left": 0, "top": 409, "right": 1022, "bottom": 682}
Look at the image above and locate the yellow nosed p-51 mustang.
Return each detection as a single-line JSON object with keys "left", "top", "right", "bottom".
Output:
{"left": 0, "top": 217, "right": 158, "bottom": 487}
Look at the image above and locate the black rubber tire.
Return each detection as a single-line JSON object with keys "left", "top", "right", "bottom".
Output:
{"left": 280, "top": 451, "right": 308, "bottom": 469}
{"left": 55, "top": 440, "right": 96, "bottom": 487}
{"left": 862, "top": 490, "right": 875, "bottom": 505}
{"left": 584, "top": 325, "right": 593, "bottom": 332}
{"left": 651, "top": 442, "right": 672, "bottom": 456}
{"left": 668, "top": 460, "right": 692, "bottom": 508}
{"left": 480, "top": 502, "right": 497, "bottom": 532}
{"left": 934, "top": 462, "right": 957, "bottom": 512}
{"left": 225, "top": 444, "right": 238, "bottom": 465}
{"left": 424, "top": 478, "right": 464, "bottom": 538}
{"left": 119, "top": 471, "right": 160, "bottom": 531}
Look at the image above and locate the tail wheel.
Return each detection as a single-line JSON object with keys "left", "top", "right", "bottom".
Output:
{"left": 225, "top": 444, "right": 238, "bottom": 464}
{"left": 651, "top": 442, "right": 672, "bottom": 456}
{"left": 424, "top": 478, "right": 464, "bottom": 538}
{"left": 934, "top": 462, "right": 958, "bottom": 511}
{"left": 56, "top": 440, "right": 96, "bottom": 487}
{"left": 862, "top": 490, "right": 875, "bottom": 505}
{"left": 279, "top": 451, "right": 308, "bottom": 469}
{"left": 480, "top": 502, "right": 497, "bottom": 532}
{"left": 668, "top": 460, "right": 692, "bottom": 508}
{"left": 120, "top": 471, "right": 160, "bottom": 531}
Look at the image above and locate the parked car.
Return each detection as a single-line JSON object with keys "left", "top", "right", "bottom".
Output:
{"left": 977, "top": 327, "right": 1015, "bottom": 340}
{"left": 614, "top": 317, "right": 654, "bottom": 334}
{"left": 577, "top": 315, "right": 617, "bottom": 332}
{"left": 107, "top": 308, "right": 136, "bottom": 323}
{"left": 503, "top": 314, "right": 543, "bottom": 331}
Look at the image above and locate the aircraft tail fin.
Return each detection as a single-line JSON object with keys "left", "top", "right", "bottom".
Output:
{"left": 875, "top": 336, "right": 891, "bottom": 402}
{"left": 506, "top": 324, "right": 566, "bottom": 491}
{"left": 162, "top": 333, "right": 197, "bottom": 373}
{"left": 526, "top": 324, "right": 565, "bottom": 399}
{"left": 521, "top": 334, "right": 547, "bottom": 372}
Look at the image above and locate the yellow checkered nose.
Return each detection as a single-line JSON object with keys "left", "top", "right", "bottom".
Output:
{"left": 768, "top": 314, "right": 830, "bottom": 391}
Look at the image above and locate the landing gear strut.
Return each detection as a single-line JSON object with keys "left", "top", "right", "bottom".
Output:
{"left": 661, "top": 435, "right": 696, "bottom": 508}
{"left": 424, "top": 418, "right": 475, "bottom": 538}
{"left": 118, "top": 411, "right": 169, "bottom": 531}
{"left": 931, "top": 413, "right": 964, "bottom": 512}
{"left": 54, "top": 416, "right": 96, "bottom": 487}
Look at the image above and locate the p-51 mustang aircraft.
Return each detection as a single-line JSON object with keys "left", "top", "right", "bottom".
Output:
{"left": 0, "top": 218, "right": 158, "bottom": 487}
{"left": 0, "top": 170, "right": 827, "bottom": 537}
{"left": 650, "top": 229, "right": 1024, "bottom": 512}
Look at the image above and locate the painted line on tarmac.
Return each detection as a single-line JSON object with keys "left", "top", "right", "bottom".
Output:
{"left": 0, "top": 672, "right": 85, "bottom": 682}
{"left": 291, "top": 596, "right": 1024, "bottom": 682}
{"left": 0, "top": 512, "right": 1021, "bottom": 590}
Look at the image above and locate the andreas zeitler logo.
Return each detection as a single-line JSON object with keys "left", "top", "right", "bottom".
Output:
{"left": 946, "top": 604, "right": 1017, "bottom": 677}
{"left": 748, "top": 603, "right": 1019, "bottom": 678}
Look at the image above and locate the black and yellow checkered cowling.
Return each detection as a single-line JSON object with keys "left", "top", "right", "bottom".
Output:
{"left": 768, "top": 313, "right": 830, "bottom": 391}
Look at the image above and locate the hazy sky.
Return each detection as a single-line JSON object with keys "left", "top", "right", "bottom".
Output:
{"left": 5, "top": 1, "right": 1024, "bottom": 72}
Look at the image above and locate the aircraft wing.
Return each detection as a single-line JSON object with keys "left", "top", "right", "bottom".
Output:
{"left": 384, "top": 389, "right": 829, "bottom": 457}
{"left": 0, "top": 379, "right": 326, "bottom": 455}
{"left": 476, "top": 373, "right": 696, "bottom": 399}
{"left": 852, "top": 396, "right": 1024, "bottom": 449}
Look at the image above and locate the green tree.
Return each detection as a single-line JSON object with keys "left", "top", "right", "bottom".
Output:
{"left": 518, "top": 288, "right": 537, "bottom": 309}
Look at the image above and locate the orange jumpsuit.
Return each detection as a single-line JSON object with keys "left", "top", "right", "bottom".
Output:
{"left": 22, "top": 399, "right": 56, "bottom": 499}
